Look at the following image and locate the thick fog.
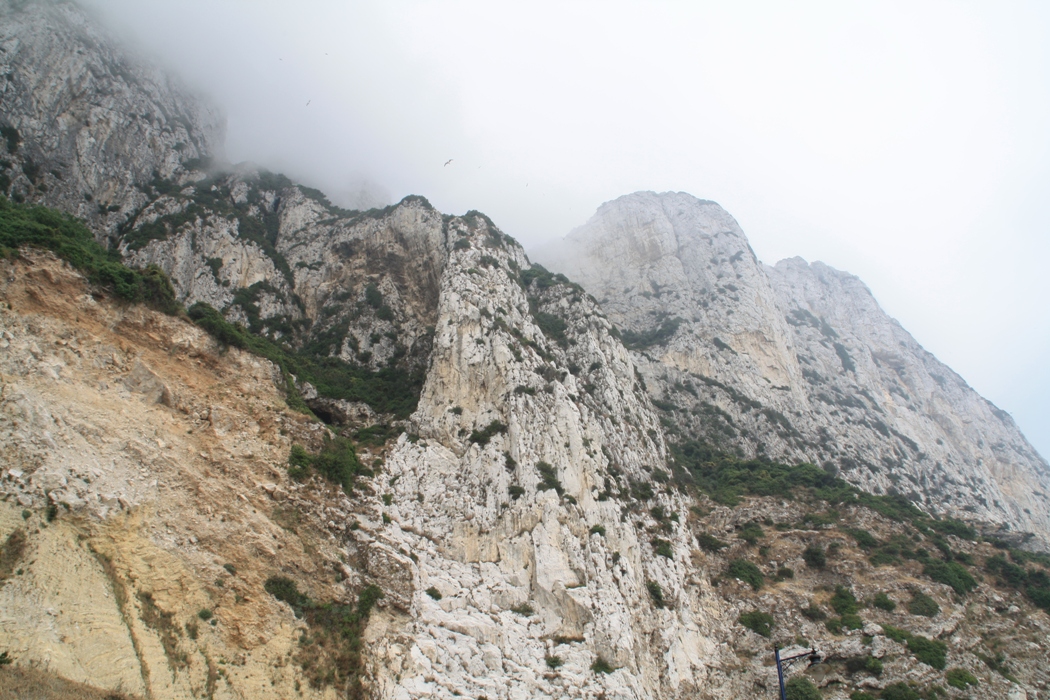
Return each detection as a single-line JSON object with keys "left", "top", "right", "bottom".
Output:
{"left": 81, "top": 0, "right": 1050, "bottom": 459}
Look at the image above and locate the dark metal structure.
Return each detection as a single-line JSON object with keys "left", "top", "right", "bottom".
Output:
{"left": 774, "top": 645, "right": 821, "bottom": 699}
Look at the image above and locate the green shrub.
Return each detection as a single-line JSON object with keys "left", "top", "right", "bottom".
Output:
{"left": 881, "top": 624, "right": 911, "bottom": 643}
{"left": 469, "top": 420, "right": 507, "bottom": 446}
{"left": 646, "top": 580, "right": 665, "bottom": 608}
{"left": 669, "top": 440, "right": 925, "bottom": 523}
{"left": 738, "top": 522, "right": 765, "bottom": 545}
{"left": 188, "top": 301, "right": 424, "bottom": 419}
{"left": 697, "top": 532, "right": 729, "bottom": 552}
{"left": 738, "top": 610, "right": 774, "bottom": 637}
{"left": 928, "top": 517, "right": 976, "bottom": 540}
{"left": 831, "top": 586, "right": 859, "bottom": 615}
{"left": 907, "top": 592, "right": 939, "bottom": 617}
{"left": 851, "top": 692, "right": 876, "bottom": 700}
{"left": 536, "top": 461, "right": 564, "bottom": 495}
{"left": 803, "top": 544, "right": 826, "bottom": 569}
{"left": 197, "top": 608, "right": 213, "bottom": 621}
{"left": 872, "top": 592, "right": 896, "bottom": 612}
{"left": 922, "top": 560, "right": 976, "bottom": 595}
{"left": 945, "top": 668, "right": 978, "bottom": 689}
{"left": 545, "top": 655, "right": 563, "bottom": 669}
{"left": 845, "top": 527, "right": 880, "bottom": 549}
{"left": 826, "top": 614, "right": 863, "bottom": 633}
{"left": 0, "top": 197, "right": 181, "bottom": 315}
{"left": 508, "top": 485, "right": 525, "bottom": 500}
{"left": 652, "top": 538, "right": 674, "bottom": 559}
{"left": 591, "top": 656, "right": 614, "bottom": 674}
{"left": 880, "top": 683, "right": 920, "bottom": 700}
{"left": 776, "top": 567, "right": 795, "bottom": 580}
{"left": 511, "top": 603, "right": 534, "bottom": 616}
{"left": 802, "top": 602, "right": 826, "bottom": 621}
{"left": 265, "top": 575, "right": 309, "bottom": 612}
{"left": 907, "top": 635, "right": 947, "bottom": 669}
{"left": 784, "top": 676, "right": 821, "bottom": 700}
{"left": 846, "top": 655, "right": 883, "bottom": 676}
{"left": 287, "top": 437, "right": 363, "bottom": 493}
{"left": 425, "top": 587, "right": 442, "bottom": 601}
{"left": 727, "top": 559, "right": 764, "bottom": 590}
{"left": 590, "top": 524, "right": 606, "bottom": 536}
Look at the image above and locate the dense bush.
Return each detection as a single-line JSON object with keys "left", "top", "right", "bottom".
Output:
{"left": 872, "top": 592, "right": 896, "bottom": 612}
{"left": 620, "top": 317, "right": 682, "bottom": 350}
{"left": 801, "top": 602, "right": 826, "bottom": 621}
{"left": 907, "top": 635, "right": 947, "bottom": 670}
{"left": 265, "top": 575, "right": 310, "bottom": 613}
{"left": 831, "top": 586, "right": 859, "bottom": 615}
{"left": 928, "top": 517, "right": 976, "bottom": 540}
{"left": 469, "top": 420, "right": 507, "bottom": 446}
{"left": 985, "top": 554, "right": 1050, "bottom": 611}
{"left": 652, "top": 538, "right": 674, "bottom": 559}
{"left": 727, "top": 559, "right": 764, "bottom": 590}
{"left": 945, "top": 668, "right": 978, "bottom": 689}
{"left": 669, "top": 440, "right": 925, "bottom": 526}
{"left": 697, "top": 532, "right": 729, "bottom": 552}
{"left": 188, "top": 301, "right": 424, "bottom": 418}
{"left": 737, "top": 610, "right": 774, "bottom": 637}
{"left": 288, "top": 437, "right": 365, "bottom": 493}
{"left": 922, "top": 559, "right": 976, "bottom": 595}
{"left": 907, "top": 592, "right": 940, "bottom": 618}
{"left": 845, "top": 655, "right": 883, "bottom": 676}
{"left": 826, "top": 614, "right": 863, "bottom": 633}
{"left": 737, "top": 522, "right": 765, "bottom": 545}
{"left": 784, "top": 676, "right": 821, "bottom": 700}
{"left": 647, "top": 580, "right": 665, "bottom": 608}
{"left": 803, "top": 545, "right": 827, "bottom": 569}
{"left": 536, "top": 461, "right": 564, "bottom": 495}
{"left": 879, "top": 683, "right": 920, "bottom": 700}
{"left": 845, "top": 527, "right": 880, "bottom": 549}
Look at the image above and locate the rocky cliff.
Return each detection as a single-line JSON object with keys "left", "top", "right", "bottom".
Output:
{"left": 535, "top": 191, "right": 1050, "bottom": 546}
{"left": 2, "top": 3, "right": 1050, "bottom": 700}
{"left": 0, "top": 0, "right": 223, "bottom": 236}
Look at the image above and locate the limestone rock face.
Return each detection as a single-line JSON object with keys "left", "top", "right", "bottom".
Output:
{"left": 536, "top": 191, "right": 1050, "bottom": 545}
{"left": 0, "top": 0, "right": 224, "bottom": 237}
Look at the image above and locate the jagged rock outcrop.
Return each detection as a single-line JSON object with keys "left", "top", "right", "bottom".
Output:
{"left": 0, "top": 0, "right": 223, "bottom": 236}
{"left": 535, "top": 191, "right": 1050, "bottom": 545}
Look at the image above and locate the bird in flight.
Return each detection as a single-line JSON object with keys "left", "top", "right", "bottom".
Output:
{"left": 444, "top": 159, "right": 453, "bottom": 167}
{"left": 306, "top": 100, "right": 311, "bottom": 107}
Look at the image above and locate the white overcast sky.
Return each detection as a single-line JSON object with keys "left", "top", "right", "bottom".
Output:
{"left": 83, "top": 0, "right": 1050, "bottom": 460}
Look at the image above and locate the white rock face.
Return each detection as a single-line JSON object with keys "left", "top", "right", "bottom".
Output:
{"left": 348, "top": 217, "right": 740, "bottom": 700}
{"left": 536, "top": 191, "right": 1050, "bottom": 545}
{"left": 0, "top": 0, "right": 224, "bottom": 236}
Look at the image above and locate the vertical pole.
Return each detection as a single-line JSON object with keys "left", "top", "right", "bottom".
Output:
{"left": 775, "top": 646, "right": 787, "bottom": 700}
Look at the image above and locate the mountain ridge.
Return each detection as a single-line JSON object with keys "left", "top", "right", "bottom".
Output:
{"left": 534, "top": 190, "right": 1049, "bottom": 546}
{"left": 2, "top": 3, "right": 1050, "bottom": 700}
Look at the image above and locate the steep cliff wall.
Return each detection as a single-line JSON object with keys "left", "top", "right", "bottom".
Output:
{"left": 0, "top": 0, "right": 223, "bottom": 236}
{"left": 535, "top": 191, "right": 1050, "bottom": 545}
